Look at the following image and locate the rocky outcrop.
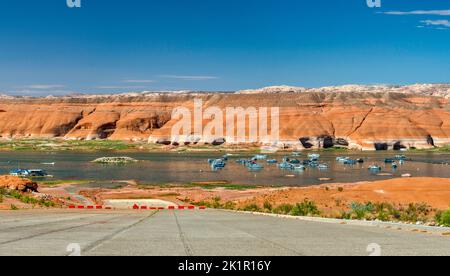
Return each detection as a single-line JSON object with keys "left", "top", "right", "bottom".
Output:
{"left": 0, "top": 88, "right": 449, "bottom": 150}
{"left": 0, "top": 176, "right": 38, "bottom": 192}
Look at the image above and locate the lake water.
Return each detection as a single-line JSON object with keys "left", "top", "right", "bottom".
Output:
{"left": 0, "top": 151, "right": 449, "bottom": 187}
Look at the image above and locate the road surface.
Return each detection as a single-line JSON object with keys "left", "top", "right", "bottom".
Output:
{"left": 0, "top": 209, "right": 449, "bottom": 256}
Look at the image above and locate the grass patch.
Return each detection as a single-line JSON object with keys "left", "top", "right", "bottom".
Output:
{"left": 0, "top": 138, "right": 161, "bottom": 152}
{"left": 188, "top": 182, "right": 256, "bottom": 190}
{"left": 36, "top": 179, "right": 91, "bottom": 186}
{"left": 410, "top": 146, "right": 450, "bottom": 153}
{"left": 2, "top": 189, "right": 55, "bottom": 208}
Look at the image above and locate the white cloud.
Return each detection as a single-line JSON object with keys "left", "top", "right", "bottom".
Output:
{"left": 159, "top": 75, "right": 219, "bottom": 81}
{"left": 421, "top": 19, "right": 450, "bottom": 28}
{"left": 23, "top": 84, "right": 65, "bottom": 89}
{"left": 122, "top": 80, "right": 155, "bottom": 83}
{"left": 8, "top": 89, "right": 74, "bottom": 96}
{"left": 383, "top": 10, "right": 450, "bottom": 16}
{"left": 95, "top": 85, "right": 147, "bottom": 89}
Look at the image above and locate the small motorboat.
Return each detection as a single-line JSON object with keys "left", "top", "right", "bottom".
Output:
{"left": 236, "top": 159, "right": 248, "bottom": 165}
{"left": 282, "top": 157, "right": 291, "bottom": 163}
{"left": 308, "top": 154, "right": 321, "bottom": 161}
{"left": 278, "top": 162, "right": 294, "bottom": 170}
{"left": 368, "top": 165, "right": 382, "bottom": 171}
{"left": 289, "top": 159, "right": 301, "bottom": 164}
{"left": 210, "top": 159, "right": 226, "bottom": 170}
{"left": 395, "top": 155, "right": 408, "bottom": 161}
{"left": 318, "top": 164, "right": 329, "bottom": 170}
{"left": 254, "top": 155, "right": 268, "bottom": 160}
{"left": 384, "top": 159, "right": 395, "bottom": 164}
{"left": 294, "top": 165, "right": 306, "bottom": 171}
{"left": 336, "top": 157, "right": 349, "bottom": 162}
{"left": 266, "top": 159, "right": 278, "bottom": 164}
{"left": 247, "top": 163, "right": 263, "bottom": 170}
{"left": 343, "top": 159, "right": 357, "bottom": 165}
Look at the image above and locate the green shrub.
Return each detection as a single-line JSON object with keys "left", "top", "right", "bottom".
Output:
{"left": 376, "top": 211, "right": 389, "bottom": 222}
{"left": 272, "top": 204, "right": 294, "bottom": 215}
{"left": 263, "top": 201, "right": 273, "bottom": 211}
{"left": 436, "top": 209, "right": 450, "bottom": 227}
{"left": 223, "top": 201, "right": 236, "bottom": 210}
{"left": 242, "top": 204, "right": 261, "bottom": 212}
{"left": 350, "top": 202, "right": 374, "bottom": 220}
{"left": 340, "top": 211, "right": 352, "bottom": 220}
{"left": 290, "top": 200, "right": 321, "bottom": 217}
{"left": 211, "top": 197, "right": 222, "bottom": 209}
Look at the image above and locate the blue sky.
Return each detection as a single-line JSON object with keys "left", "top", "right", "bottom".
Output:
{"left": 0, "top": 0, "right": 450, "bottom": 95}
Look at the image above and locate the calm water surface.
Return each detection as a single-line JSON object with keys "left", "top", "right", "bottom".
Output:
{"left": 0, "top": 151, "right": 449, "bottom": 187}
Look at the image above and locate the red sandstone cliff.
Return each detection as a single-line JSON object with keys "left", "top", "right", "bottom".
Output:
{"left": 0, "top": 90, "right": 449, "bottom": 150}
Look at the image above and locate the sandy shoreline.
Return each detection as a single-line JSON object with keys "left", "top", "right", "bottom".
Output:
{"left": 3, "top": 176, "right": 450, "bottom": 220}
{"left": 53, "top": 177, "right": 450, "bottom": 211}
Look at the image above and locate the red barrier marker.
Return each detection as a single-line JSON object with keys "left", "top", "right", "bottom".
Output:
{"left": 158, "top": 207, "right": 165, "bottom": 210}
{"left": 69, "top": 206, "right": 75, "bottom": 209}
{"left": 133, "top": 204, "right": 139, "bottom": 210}
{"left": 168, "top": 206, "right": 175, "bottom": 210}
{"left": 77, "top": 206, "right": 85, "bottom": 209}
{"left": 105, "top": 207, "right": 112, "bottom": 210}
{"left": 178, "top": 206, "right": 185, "bottom": 210}
{"left": 188, "top": 206, "right": 195, "bottom": 210}
{"left": 141, "top": 206, "right": 148, "bottom": 210}
{"left": 96, "top": 206, "right": 103, "bottom": 209}
{"left": 87, "top": 206, "right": 94, "bottom": 209}
{"left": 199, "top": 206, "right": 206, "bottom": 210}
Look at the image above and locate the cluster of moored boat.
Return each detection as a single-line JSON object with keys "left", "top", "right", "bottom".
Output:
{"left": 382, "top": 155, "right": 409, "bottom": 170}
{"left": 208, "top": 154, "right": 231, "bottom": 171}
{"left": 235, "top": 154, "right": 267, "bottom": 171}
{"left": 276, "top": 154, "right": 329, "bottom": 171}
{"left": 9, "top": 169, "right": 52, "bottom": 178}
{"left": 336, "top": 154, "right": 408, "bottom": 172}
{"left": 234, "top": 153, "right": 329, "bottom": 172}
{"left": 209, "top": 152, "right": 411, "bottom": 174}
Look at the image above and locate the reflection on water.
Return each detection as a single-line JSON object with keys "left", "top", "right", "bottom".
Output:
{"left": 0, "top": 151, "right": 449, "bottom": 187}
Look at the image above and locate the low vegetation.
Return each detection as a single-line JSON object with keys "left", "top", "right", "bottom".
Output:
{"left": 0, "top": 188, "right": 55, "bottom": 208}
{"left": 188, "top": 182, "right": 256, "bottom": 190}
{"left": 342, "top": 202, "right": 435, "bottom": 223}
{"left": 435, "top": 207, "right": 450, "bottom": 227}
{"left": 36, "top": 179, "right": 91, "bottom": 186}
{"left": 0, "top": 139, "right": 159, "bottom": 152}
{"left": 191, "top": 197, "right": 450, "bottom": 226}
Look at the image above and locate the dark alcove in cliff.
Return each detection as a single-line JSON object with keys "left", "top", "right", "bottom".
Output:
{"left": 427, "top": 135, "right": 435, "bottom": 147}
{"left": 300, "top": 137, "right": 314, "bottom": 149}
{"left": 393, "top": 141, "right": 407, "bottom": 151}
{"left": 97, "top": 123, "right": 117, "bottom": 139}
{"left": 374, "top": 143, "right": 388, "bottom": 151}
{"left": 322, "top": 136, "right": 334, "bottom": 149}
